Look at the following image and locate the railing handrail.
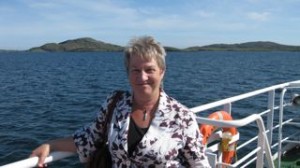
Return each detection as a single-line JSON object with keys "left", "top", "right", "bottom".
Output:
{"left": 0, "top": 152, "right": 75, "bottom": 168}
{"left": 191, "top": 80, "right": 300, "bottom": 113}
{"left": 196, "top": 113, "right": 260, "bottom": 128}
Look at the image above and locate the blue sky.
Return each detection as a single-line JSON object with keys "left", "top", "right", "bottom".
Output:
{"left": 1, "top": 0, "right": 300, "bottom": 50}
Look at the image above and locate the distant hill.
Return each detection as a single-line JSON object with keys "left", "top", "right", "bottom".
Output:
{"left": 26, "top": 38, "right": 300, "bottom": 52}
{"left": 164, "top": 46, "right": 182, "bottom": 52}
{"left": 29, "top": 37, "right": 124, "bottom": 52}
{"left": 28, "top": 37, "right": 182, "bottom": 52}
{"left": 184, "top": 41, "right": 300, "bottom": 52}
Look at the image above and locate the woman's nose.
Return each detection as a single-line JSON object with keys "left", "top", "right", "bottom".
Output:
{"left": 138, "top": 71, "right": 148, "bottom": 81}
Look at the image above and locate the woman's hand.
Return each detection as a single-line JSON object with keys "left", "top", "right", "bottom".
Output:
{"left": 29, "top": 137, "right": 76, "bottom": 167}
{"left": 30, "top": 143, "right": 50, "bottom": 167}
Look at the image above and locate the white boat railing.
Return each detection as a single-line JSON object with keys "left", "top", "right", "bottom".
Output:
{"left": 190, "top": 80, "right": 300, "bottom": 113}
{"left": 1, "top": 80, "right": 300, "bottom": 167}
{"left": 192, "top": 80, "right": 300, "bottom": 168}
{"left": 196, "top": 114, "right": 274, "bottom": 168}
{"left": 0, "top": 152, "right": 75, "bottom": 168}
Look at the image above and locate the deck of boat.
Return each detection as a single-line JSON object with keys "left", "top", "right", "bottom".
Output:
{"left": 279, "top": 145, "right": 300, "bottom": 168}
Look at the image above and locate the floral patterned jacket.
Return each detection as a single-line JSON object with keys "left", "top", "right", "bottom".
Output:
{"left": 73, "top": 90, "right": 211, "bottom": 168}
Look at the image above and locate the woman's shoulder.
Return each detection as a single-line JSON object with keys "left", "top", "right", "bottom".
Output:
{"left": 106, "top": 90, "right": 131, "bottom": 101}
{"left": 162, "top": 91, "right": 188, "bottom": 107}
{"left": 160, "top": 91, "right": 198, "bottom": 130}
{"left": 160, "top": 91, "right": 192, "bottom": 115}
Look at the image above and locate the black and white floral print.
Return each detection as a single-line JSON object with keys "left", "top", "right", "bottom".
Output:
{"left": 73, "top": 90, "right": 210, "bottom": 167}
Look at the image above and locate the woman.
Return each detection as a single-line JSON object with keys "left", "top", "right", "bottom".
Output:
{"left": 31, "top": 36, "right": 210, "bottom": 167}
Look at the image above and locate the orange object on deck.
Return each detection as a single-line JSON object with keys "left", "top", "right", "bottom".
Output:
{"left": 199, "top": 111, "right": 238, "bottom": 164}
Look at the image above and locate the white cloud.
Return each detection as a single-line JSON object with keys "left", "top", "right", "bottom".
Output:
{"left": 247, "top": 12, "right": 270, "bottom": 21}
{"left": 193, "top": 10, "right": 215, "bottom": 18}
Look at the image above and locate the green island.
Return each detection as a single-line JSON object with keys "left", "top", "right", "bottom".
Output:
{"left": 2, "top": 37, "right": 300, "bottom": 52}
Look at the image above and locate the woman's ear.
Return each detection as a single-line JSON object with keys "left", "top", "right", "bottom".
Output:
{"left": 160, "top": 69, "right": 165, "bottom": 78}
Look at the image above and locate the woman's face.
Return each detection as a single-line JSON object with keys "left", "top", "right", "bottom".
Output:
{"left": 128, "top": 55, "right": 164, "bottom": 98}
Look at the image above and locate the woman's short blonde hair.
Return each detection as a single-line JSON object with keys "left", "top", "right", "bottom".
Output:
{"left": 124, "top": 36, "right": 166, "bottom": 73}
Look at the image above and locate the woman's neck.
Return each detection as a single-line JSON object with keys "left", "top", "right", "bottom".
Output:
{"left": 132, "top": 91, "right": 160, "bottom": 111}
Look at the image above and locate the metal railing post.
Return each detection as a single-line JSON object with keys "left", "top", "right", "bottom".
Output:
{"left": 278, "top": 88, "right": 287, "bottom": 168}
{"left": 256, "top": 116, "right": 275, "bottom": 168}
{"left": 223, "top": 103, "right": 232, "bottom": 114}
{"left": 266, "top": 90, "right": 275, "bottom": 145}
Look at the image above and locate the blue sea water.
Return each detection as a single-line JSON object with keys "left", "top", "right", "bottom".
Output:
{"left": 0, "top": 51, "right": 300, "bottom": 167}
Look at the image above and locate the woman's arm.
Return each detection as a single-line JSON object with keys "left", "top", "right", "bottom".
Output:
{"left": 183, "top": 113, "right": 211, "bottom": 168}
{"left": 30, "top": 136, "right": 76, "bottom": 167}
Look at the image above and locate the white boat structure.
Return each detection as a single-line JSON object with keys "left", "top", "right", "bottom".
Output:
{"left": 1, "top": 80, "right": 300, "bottom": 168}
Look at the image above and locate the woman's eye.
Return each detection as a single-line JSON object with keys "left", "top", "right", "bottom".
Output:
{"left": 131, "top": 69, "right": 140, "bottom": 73}
{"left": 146, "top": 69, "right": 155, "bottom": 73}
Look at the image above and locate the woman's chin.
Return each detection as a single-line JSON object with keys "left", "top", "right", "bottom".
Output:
{"left": 134, "top": 87, "right": 152, "bottom": 96}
